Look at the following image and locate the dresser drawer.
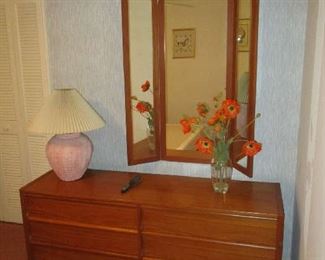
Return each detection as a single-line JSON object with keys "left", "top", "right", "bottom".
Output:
{"left": 143, "top": 233, "right": 276, "bottom": 260}
{"left": 29, "top": 221, "right": 139, "bottom": 256}
{"left": 24, "top": 196, "right": 138, "bottom": 230}
{"left": 31, "top": 244, "right": 137, "bottom": 260}
{"left": 142, "top": 208, "right": 278, "bottom": 247}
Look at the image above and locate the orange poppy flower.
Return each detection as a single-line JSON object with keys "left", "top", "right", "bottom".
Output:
{"left": 180, "top": 119, "right": 191, "bottom": 134}
{"left": 214, "top": 123, "right": 222, "bottom": 133}
{"left": 195, "top": 137, "right": 214, "bottom": 154}
{"left": 207, "top": 116, "right": 217, "bottom": 125}
{"left": 141, "top": 80, "right": 150, "bottom": 92}
{"left": 242, "top": 140, "right": 262, "bottom": 157}
{"left": 215, "top": 109, "right": 226, "bottom": 121}
{"left": 207, "top": 109, "right": 226, "bottom": 125}
{"left": 196, "top": 103, "right": 209, "bottom": 117}
{"left": 222, "top": 99, "right": 240, "bottom": 118}
{"left": 136, "top": 102, "right": 149, "bottom": 113}
{"left": 188, "top": 117, "right": 197, "bottom": 124}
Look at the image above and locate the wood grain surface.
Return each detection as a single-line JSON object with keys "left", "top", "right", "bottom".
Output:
{"left": 21, "top": 169, "right": 284, "bottom": 259}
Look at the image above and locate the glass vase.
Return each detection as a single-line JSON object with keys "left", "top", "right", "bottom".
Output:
{"left": 146, "top": 126, "right": 155, "bottom": 151}
{"left": 211, "top": 158, "right": 233, "bottom": 194}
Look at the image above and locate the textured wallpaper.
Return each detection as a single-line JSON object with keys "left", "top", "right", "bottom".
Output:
{"left": 44, "top": 1, "right": 308, "bottom": 258}
{"left": 250, "top": 2, "right": 307, "bottom": 258}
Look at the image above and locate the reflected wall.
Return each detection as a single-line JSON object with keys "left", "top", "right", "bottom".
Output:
{"left": 165, "top": 0, "right": 227, "bottom": 151}
{"left": 129, "top": 0, "right": 153, "bottom": 143}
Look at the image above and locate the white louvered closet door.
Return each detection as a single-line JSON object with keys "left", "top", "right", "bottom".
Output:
{"left": 0, "top": 0, "right": 50, "bottom": 223}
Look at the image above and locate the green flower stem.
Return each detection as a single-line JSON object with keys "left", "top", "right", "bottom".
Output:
{"left": 213, "top": 139, "right": 230, "bottom": 169}
{"left": 231, "top": 138, "right": 247, "bottom": 143}
{"left": 231, "top": 113, "right": 261, "bottom": 141}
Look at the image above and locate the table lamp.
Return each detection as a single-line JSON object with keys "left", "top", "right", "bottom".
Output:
{"left": 28, "top": 89, "right": 105, "bottom": 181}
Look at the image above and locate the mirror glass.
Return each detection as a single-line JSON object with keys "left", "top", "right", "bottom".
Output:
{"left": 162, "top": 0, "right": 234, "bottom": 163}
{"left": 232, "top": 0, "right": 256, "bottom": 172}
{"left": 236, "top": 0, "right": 251, "bottom": 139}
{"left": 165, "top": 0, "right": 227, "bottom": 154}
{"left": 123, "top": 0, "right": 158, "bottom": 164}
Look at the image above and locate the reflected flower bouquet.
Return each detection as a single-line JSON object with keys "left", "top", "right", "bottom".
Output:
{"left": 131, "top": 80, "right": 154, "bottom": 134}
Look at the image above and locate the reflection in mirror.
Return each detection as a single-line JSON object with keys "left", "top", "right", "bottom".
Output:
{"left": 236, "top": 0, "right": 251, "bottom": 139}
{"left": 122, "top": 0, "right": 159, "bottom": 164}
{"left": 129, "top": 0, "right": 154, "bottom": 143}
{"left": 165, "top": 0, "right": 227, "bottom": 155}
{"left": 235, "top": 0, "right": 252, "bottom": 169}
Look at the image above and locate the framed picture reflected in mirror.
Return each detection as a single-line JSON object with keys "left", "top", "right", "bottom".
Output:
{"left": 173, "top": 28, "right": 196, "bottom": 58}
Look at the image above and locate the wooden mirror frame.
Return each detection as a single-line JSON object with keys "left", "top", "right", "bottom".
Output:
{"left": 122, "top": 0, "right": 161, "bottom": 165}
{"left": 122, "top": 0, "right": 259, "bottom": 177}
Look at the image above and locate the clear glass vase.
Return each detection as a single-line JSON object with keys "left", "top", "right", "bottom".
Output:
{"left": 211, "top": 158, "right": 233, "bottom": 194}
{"left": 146, "top": 126, "right": 155, "bottom": 151}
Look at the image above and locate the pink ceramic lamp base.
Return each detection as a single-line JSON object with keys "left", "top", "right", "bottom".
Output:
{"left": 46, "top": 133, "right": 93, "bottom": 181}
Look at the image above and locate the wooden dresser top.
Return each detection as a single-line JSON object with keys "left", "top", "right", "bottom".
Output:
{"left": 21, "top": 169, "right": 284, "bottom": 219}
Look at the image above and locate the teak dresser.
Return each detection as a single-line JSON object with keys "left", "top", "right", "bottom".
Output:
{"left": 20, "top": 169, "right": 284, "bottom": 260}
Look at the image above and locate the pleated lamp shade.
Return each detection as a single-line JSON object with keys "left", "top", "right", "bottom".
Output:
{"left": 28, "top": 89, "right": 105, "bottom": 134}
{"left": 28, "top": 88, "right": 105, "bottom": 182}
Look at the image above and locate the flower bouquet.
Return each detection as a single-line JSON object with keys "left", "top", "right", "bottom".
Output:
{"left": 180, "top": 95, "right": 261, "bottom": 193}
{"left": 131, "top": 80, "right": 155, "bottom": 150}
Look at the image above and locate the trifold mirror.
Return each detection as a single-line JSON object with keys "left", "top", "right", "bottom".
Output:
{"left": 122, "top": 0, "right": 259, "bottom": 177}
